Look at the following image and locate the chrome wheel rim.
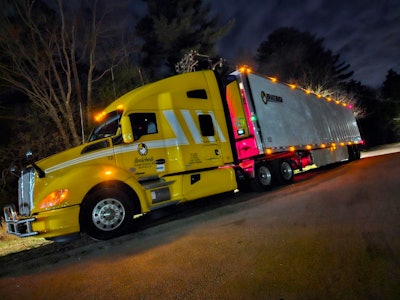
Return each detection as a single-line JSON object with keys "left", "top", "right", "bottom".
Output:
{"left": 92, "top": 198, "right": 126, "bottom": 231}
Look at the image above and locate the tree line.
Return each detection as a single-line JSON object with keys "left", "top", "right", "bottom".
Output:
{"left": 0, "top": 0, "right": 399, "bottom": 206}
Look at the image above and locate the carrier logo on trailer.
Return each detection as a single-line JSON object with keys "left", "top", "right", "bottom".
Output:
{"left": 261, "top": 91, "right": 283, "bottom": 105}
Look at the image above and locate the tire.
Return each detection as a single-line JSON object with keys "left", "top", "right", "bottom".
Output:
{"left": 80, "top": 187, "right": 135, "bottom": 240}
{"left": 250, "top": 163, "right": 273, "bottom": 192}
{"left": 275, "top": 159, "right": 294, "bottom": 185}
{"left": 348, "top": 145, "right": 361, "bottom": 161}
{"left": 347, "top": 145, "right": 355, "bottom": 161}
{"left": 354, "top": 145, "right": 361, "bottom": 160}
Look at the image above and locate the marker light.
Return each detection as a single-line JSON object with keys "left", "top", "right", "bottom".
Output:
{"left": 340, "top": 142, "right": 345, "bottom": 146}
{"left": 306, "top": 145, "right": 312, "bottom": 150}
{"left": 289, "top": 146, "right": 296, "bottom": 152}
{"left": 239, "top": 66, "right": 251, "bottom": 73}
{"left": 269, "top": 77, "right": 278, "bottom": 83}
{"left": 320, "top": 144, "right": 326, "bottom": 148}
{"left": 289, "top": 84, "right": 296, "bottom": 89}
{"left": 266, "top": 148, "right": 273, "bottom": 155}
{"left": 39, "top": 189, "right": 69, "bottom": 209}
{"left": 95, "top": 111, "right": 107, "bottom": 122}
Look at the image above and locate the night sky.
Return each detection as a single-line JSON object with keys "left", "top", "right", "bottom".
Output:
{"left": 206, "top": 0, "right": 400, "bottom": 88}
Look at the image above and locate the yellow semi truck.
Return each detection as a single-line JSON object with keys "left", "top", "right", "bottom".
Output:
{"left": 3, "top": 68, "right": 362, "bottom": 241}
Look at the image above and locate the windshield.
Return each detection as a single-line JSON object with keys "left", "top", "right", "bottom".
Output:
{"left": 88, "top": 111, "right": 121, "bottom": 142}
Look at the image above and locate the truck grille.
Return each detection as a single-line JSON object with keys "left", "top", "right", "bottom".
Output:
{"left": 18, "top": 167, "right": 35, "bottom": 216}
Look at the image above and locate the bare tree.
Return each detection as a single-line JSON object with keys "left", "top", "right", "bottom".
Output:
{"left": 0, "top": 0, "right": 133, "bottom": 149}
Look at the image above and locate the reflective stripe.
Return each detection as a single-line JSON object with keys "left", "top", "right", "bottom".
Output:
{"left": 208, "top": 111, "right": 226, "bottom": 142}
{"left": 182, "top": 110, "right": 203, "bottom": 144}
{"left": 163, "top": 110, "right": 189, "bottom": 145}
{"left": 45, "top": 148, "right": 115, "bottom": 173}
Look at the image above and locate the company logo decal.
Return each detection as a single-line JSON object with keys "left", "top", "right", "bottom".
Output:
{"left": 138, "top": 143, "right": 148, "bottom": 156}
{"left": 261, "top": 91, "right": 283, "bottom": 105}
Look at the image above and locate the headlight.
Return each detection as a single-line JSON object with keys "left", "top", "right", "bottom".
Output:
{"left": 39, "top": 189, "right": 69, "bottom": 209}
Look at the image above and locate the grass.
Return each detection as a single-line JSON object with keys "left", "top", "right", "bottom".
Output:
{"left": 0, "top": 217, "right": 51, "bottom": 256}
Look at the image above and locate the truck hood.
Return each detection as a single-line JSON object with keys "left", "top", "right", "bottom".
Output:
{"left": 34, "top": 139, "right": 113, "bottom": 176}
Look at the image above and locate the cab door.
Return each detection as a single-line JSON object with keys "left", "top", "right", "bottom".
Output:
{"left": 117, "top": 112, "right": 168, "bottom": 181}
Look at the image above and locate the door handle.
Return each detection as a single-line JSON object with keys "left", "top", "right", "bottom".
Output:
{"left": 155, "top": 159, "right": 165, "bottom": 164}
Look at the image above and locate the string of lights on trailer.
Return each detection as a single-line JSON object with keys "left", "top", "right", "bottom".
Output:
{"left": 236, "top": 65, "right": 364, "bottom": 155}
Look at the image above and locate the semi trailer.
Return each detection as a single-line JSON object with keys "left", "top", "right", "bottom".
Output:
{"left": 3, "top": 68, "right": 362, "bottom": 241}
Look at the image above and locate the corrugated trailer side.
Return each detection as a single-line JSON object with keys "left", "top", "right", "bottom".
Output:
{"left": 246, "top": 73, "right": 361, "bottom": 153}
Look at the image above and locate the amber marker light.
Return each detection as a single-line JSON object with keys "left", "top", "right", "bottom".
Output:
{"left": 95, "top": 111, "right": 106, "bottom": 122}
{"left": 289, "top": 146, "right": 296, "bottom": 152}
{"left": 320, "top": 144, "right": 326, "bottom": 148}
{"left": 269, "top": 77, "right": 278, "bottom": 83}
{"left": 289, "top": 84, "right": 296, "bottom": 89}
{"left": 340, "top": 142, "right": 345, "bottom": 146}
{"left": 39, "top": 189, "right": 69, "bottom": 209}
{"left": 266, "top": 148, "right": 273, "bottom": 155}
{"left": 239, "top": 66, "right": 252, "bottom": 73}
{"left": 306, "top": 145, "right": 312, "bottom": 150}
{"left": 104, "top": 170, "right": 112, "bottom": 176}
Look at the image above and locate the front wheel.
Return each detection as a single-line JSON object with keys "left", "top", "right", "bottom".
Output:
{"left": 80, "top": 187, "right": 135, "bottom": 240}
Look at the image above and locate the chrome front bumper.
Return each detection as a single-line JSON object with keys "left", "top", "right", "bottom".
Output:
{"left": 3, "top": 204, "right": 38, "bottom": 237}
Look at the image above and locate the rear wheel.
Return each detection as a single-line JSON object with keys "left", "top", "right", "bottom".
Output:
{"left": 250, "top": 163, "right": 273, "bottom": 192}
{"left": 274, "top": 159, "right": 294, "bottom": 185}
{"left": 80, "top": 187, "right": 135, "bottom": 240}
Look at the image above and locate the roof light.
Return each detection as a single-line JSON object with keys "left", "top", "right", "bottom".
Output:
{"left": 239, "top": 66, "right": 251, "bottom": 73}
{"left": 95, "top": 111, "right": 106, "bottom": 122}
{"left": 289, "top": 146, "right": 296, "bottom": 152}
{"left": 306, "top": 145, "right": 312, "bottom": 150}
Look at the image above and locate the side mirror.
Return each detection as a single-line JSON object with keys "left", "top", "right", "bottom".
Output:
{"left": 121, "top": 116, "right": 134, "bottom": 144}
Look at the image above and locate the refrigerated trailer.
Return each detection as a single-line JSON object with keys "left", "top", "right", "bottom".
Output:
{"left": 4, "top": 68, "right": 362, "bottom": 241}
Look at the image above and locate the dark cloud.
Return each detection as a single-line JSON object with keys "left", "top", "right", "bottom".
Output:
{"left": 207, "top": 0, "right": 400, "bottom": 87}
